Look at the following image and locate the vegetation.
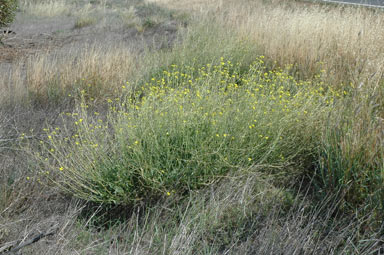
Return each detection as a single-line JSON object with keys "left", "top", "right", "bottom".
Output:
{"left": 0, "top": 0, "right": 383, "bottom": 254}
{"left": 38, "top": 59, "right": 336, "bottom": 204}
{"left": 0, "top": 0, "right": 17, "bottom": 27}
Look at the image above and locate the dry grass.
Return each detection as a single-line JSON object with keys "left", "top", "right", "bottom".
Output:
{"left": 0, "top": 62, "right": 26, "bottom": 105}
{"left": 154, "top": 0, "right": 384, "bottom": 86}
{"left": 225, "top": 1, "right": 384, "bottom": 86}
{"left": 7, "top": 174, "right": 380, "bottom": 255}
{"left": 19, "top": 0, "right": 74, "bottom": 17}
{"left": 144, "top": 0, "right": 223, "bottom": 11}
{"left": 0, "top": 44, "right": 138, "bottom": 104}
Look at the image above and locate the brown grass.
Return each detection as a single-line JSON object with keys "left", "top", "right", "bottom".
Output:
{"left": 145, "top": 0, "right": 384, "bottom": 90}
{"left": 19, "top": 0, "right": 73, "bottom": 17}
{"left": 208, "top": 1, "right": 384, "bottom": 87}
{"left": 145, "top": 0, "right": 223, "bottom": 11}
{"left": 0, "top": 44, "right": 138, "bottom": 104}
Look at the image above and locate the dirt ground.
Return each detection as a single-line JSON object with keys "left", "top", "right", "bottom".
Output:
{"left": 0, "top": 10, "right": 179, "bottom": 68}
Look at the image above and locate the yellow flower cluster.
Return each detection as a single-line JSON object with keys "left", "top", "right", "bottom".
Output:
{"left": 37, "top": 57, "right": 341, "bottom": 204}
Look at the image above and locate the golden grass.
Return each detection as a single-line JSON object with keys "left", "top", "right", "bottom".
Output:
{"left": 26, "top": 44, "right": 137, "bottom": 101}
{"left": 0, "top": 44, "right": 138, "bottom": 104}
{"left": 144, "top": 0, "right": 223, "bottom": 11}
{"left": 152, "top": 0, "right": 384, "bottom": 87}
{"left": 0, "top": 62, "right": 27, "bottom": 105}
{"left": 217, "top": 1, "right": 384, "bottom": 87}
{"left": 19, "top": 0, "right": 73, "bottom": 17}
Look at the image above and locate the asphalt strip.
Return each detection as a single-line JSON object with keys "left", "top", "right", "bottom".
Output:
{"left": 321, "top": 0, "right": 384, "bottom": 8}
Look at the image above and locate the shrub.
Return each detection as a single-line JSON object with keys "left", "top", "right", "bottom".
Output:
{"left": 35, "top": 58, "right": 336, "bottom": 205}
{"left": 0, "top": 0, "right": 17, "bottom": 28}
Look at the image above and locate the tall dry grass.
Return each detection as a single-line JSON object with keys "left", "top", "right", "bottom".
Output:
{"left": 0, "top": 44, "right": 138, "bottom": 105}
{"left": 27, "top": 44, "right": 137, "bottom": 100}
{"left": 158, "top": 0, "right": 384, "bottom": 87}
{"left": 19, "top": 0, "right": 73, "bottom": 17}
{"left": 220, "top": 1, "right": 384, "bottom": 86}
{"left": 145, "top": 0, "right": 223, "bottom": 11}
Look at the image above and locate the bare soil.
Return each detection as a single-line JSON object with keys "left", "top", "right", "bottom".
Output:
{"left": 0, "top": 11, "right": 178, "bottom": 65}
